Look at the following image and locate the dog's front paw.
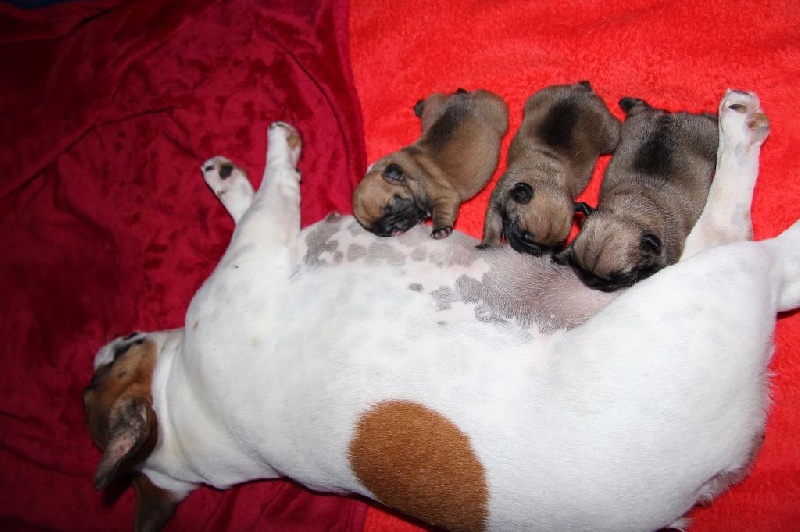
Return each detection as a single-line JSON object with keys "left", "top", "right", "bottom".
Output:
{"left": 432, "top": 226, "right": 453, "bottom": 239}
{"left": 202, "top": 156, "right": 251, "bottom": 199}
{"left": 719, "top": 90, "right": 770, "bottom": 147}
{"left": 269, "top": 121, "right": 303, "bottom": 167}
{"left": 201, "top": 156, "right": 254, "bottom": 221}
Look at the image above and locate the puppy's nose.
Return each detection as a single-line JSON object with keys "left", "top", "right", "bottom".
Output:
{"left": 510, "top": 183, "right": 534, "bottom": 204}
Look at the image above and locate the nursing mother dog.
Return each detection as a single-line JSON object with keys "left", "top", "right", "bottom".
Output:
{"left": 84, "top": 91, "right": 794, "bottom": 531}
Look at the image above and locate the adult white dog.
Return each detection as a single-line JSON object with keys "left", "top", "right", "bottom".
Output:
{"left": 84, "top": 90, "right": 797, "bottom": 532}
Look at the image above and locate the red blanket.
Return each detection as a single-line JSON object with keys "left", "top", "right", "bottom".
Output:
{"left": 2, "top": 0, "right": 799, "bottom": 530}
{"left": 0, "top": 0, "right": 367, "bottom": 529}
{"left": 350, "top": 1, "right": 800, "bottom": 530}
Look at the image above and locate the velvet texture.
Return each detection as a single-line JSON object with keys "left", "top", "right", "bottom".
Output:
{"left": 350, "top": 1, "right": 800, "bottom": 531}
{"left": 0, "top": 0, "right": 367, "bottom": 529}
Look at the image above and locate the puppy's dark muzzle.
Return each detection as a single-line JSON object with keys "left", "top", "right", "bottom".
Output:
{"left": 502, "top": 216, "right": 562, "bottom": 256}
{"left": 370, "top": 197, "right": 427, "bottom": 237}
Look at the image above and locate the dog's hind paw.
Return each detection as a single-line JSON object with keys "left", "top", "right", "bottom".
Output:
{"left": 201, "top": 156, "right": 254, "bottom": 222}
{"left": 719, "top": 90, "right": 770, "bottom": 147}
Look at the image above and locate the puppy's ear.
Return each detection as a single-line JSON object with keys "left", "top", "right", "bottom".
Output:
{"left": 640, "top": 232, "right": 662, "bottom": 256}
{"left": 552, "top": 246, "right": 574, "bottom": 266}
{"left": 413, "top": 100, "right": 425, "bottom": 118}
{"left": 93, "top": 395, "right": 156, "bottom": 490}
{"left": 573, "top": 201, "right": 594, "bottom": 218}
{"left": 619, "top": 97, "right": 651, "bottom": 115}
{"left": 382, "top": 163, "right": 406, "bottom": 184}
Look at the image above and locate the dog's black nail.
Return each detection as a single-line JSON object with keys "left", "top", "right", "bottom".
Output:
{"left": 413, "top": 100, "right": 425, "bottom": 117}
{"left": 510, "top": 183, "right": 534, "bottom": 204}
{"left": 729, "top": 103, "right": 747, "bottom": 113}
{"left": 219, "top": 164, "right": 234, "bottom": 179}
{"left": 455, "top": 88, "right": 468, "bottom": 94}
{"left": 203, "top": 164, "right": 214, "bottom": 172}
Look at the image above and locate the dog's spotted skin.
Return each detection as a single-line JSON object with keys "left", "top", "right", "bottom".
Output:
{"left": 85, "top": 91, "right": 800, "bottom": 532}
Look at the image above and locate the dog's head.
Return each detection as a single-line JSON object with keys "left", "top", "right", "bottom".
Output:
{"left": 496, "top": 180, "right": 578, "bottom": 255}
{"left": 84, "top": 332, "right": 183, "bottom": 531}
{"left": 555, "top": 212, "right": 666, "bottom": 291}
{"left": 353, "top": 152, "right": 430, "bottom": 237}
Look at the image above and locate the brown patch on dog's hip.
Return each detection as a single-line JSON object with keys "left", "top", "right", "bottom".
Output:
{"left": 349, "top": 400, "right": 488, "bottom": 531}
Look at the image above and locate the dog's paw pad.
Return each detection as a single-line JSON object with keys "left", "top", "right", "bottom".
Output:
{"left": 201, "top": 156, "right": 249, "bottom": 198}
{"left": 719, "top": 90, "right": 770, "bottom": 146}
{"left": 432, "top": 226, "right": 453, "bottom": 239}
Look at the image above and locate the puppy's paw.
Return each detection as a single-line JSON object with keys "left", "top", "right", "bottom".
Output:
{"left": 432, "top": 226, "right": 453, "bottom": 239}
{"left": 269, "top": 121, "right": 303, "bottom": 167}
{"left": 202, "top": 156, "right": 254, "bottom": 205}
{"left": 719, "top": 90, "right": 770, "bottom": 147}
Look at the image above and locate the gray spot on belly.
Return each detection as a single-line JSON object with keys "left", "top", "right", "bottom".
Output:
{"left": 410, "top": 247, "right": 428, "bottom": 262}
{"left": 431, "top": 286, "right": 458, "bottom": 311}
{"left": 409, "top": 283, "right": 423, "bottom": 292}
{"left": 304, "top": 218, "right": 343, "bottom": 266}
{"left": 348, "top": 244, "right": 367, "bottom": 262}
{"left": 366, "top": 242, "right": 407, "bottom": 266}
{"left": 452, "top": 249, "right": 618, "bottom": 332}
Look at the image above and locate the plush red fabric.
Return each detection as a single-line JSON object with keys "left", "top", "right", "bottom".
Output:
{"left": 350, "top": 0, "right": 800, "bottom": 531}
{"left": 0, "top": 0, "right": 368, "bottom": 529}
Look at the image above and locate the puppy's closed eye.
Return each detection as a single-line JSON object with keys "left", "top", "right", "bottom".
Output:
{"left": 510, "top": 183, "right": 534, "bottom": 204}
{"left": 640, "top": 232, "right": 662, "bottom": 255}
{"left": 382, "top": 164, "right": 405, "bottom": 183}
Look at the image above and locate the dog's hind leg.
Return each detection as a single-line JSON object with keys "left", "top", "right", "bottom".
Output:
{"left": 202, "top": 157, "right": 254, "bottom": 223}
{"left": 681, "top": 90, "right": 770, "bottom": 259}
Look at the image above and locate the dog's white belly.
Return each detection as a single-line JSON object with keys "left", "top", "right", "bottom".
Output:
{"left": 177, "top": 217, "right": 773, "bottom": 530}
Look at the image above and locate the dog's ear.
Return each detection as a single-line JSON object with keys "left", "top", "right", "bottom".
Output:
{"left": 132, "top": 475, "right": 184, "bottom": 532}
{"left": 382, "top": 163, "right": 406, "bottom": 184}
{"left": 619, "top": 97, "right": 651, "bottom": 116}
{"left": 573, "top": 201, "right": 594, "bottom": 218}
{"left": 93, "top": 395, "right": 156, "bottom": 490}
{"left": 640, "top": 232, "right": 662, "bottom": 256}
{"left": 413, "top": 100, "right": 425, "bottom": 118}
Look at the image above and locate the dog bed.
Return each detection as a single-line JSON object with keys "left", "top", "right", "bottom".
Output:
{"left": 0, "top": 0, "right": 797, "bottom": 530}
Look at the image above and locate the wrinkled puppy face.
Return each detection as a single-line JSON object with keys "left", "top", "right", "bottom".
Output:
{"left": 84, "top": 333, "right": 159, "bottom": 490}
{"left": 500, "top": 181, "right": 575, "bottom": 255}
{"left": 556, "top": 213, "right": 665, "bottom": 291}
{"left": 353, "top": 156, "right": 429, "bottom": 237}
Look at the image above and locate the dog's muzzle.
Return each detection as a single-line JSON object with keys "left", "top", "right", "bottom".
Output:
{"left": 370, "top": 196, "right": 428, "bottom": 237}
{"left": 502, "top": 216, "right": 562, "bottom": 256}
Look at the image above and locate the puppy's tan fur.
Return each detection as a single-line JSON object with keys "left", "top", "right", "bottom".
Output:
{"left": 481, "top": 82, "right": 620, "bottom": 254}
{"left": 557, "top": 97, "right": 718, "bottom": 291}
{"left": 353, "top": 89, "right": 508, "bottom": 239}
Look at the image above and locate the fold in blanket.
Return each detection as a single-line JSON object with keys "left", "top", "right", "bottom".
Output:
{"left": 0, "top": 0, "right": 367, "bottom": 529}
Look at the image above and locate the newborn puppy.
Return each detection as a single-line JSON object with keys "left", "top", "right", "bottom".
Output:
{"left": 557, "top": 97, "right": 718, "bottom": 291}
{"left": 353, "top": 88, "right": 508, "bottom": 238}
{"left": 480, "top": 81, "right": 620, "bottom": 254}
